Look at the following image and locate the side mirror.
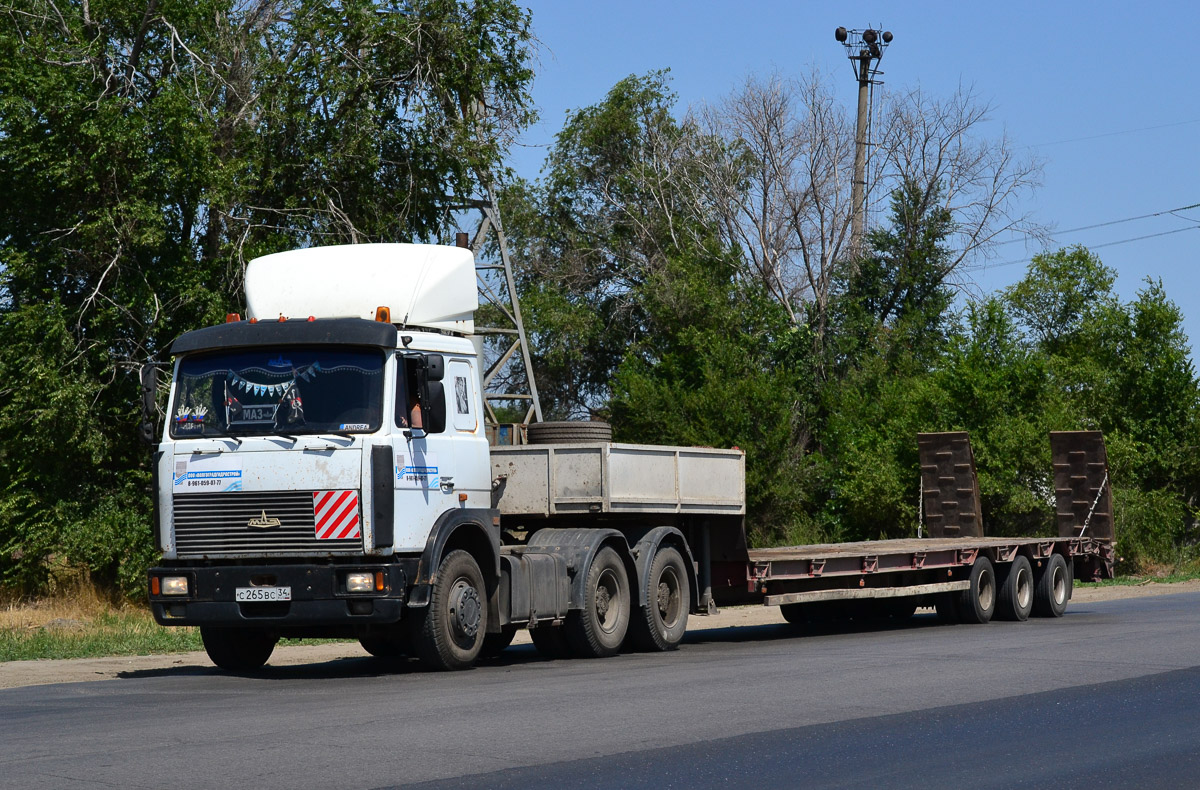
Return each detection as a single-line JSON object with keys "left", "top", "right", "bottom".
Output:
{"left": 139, "top": 364, "right": 160, "bottom": 446}
{"left": 425, "top": 353, "right": 444, "bottom": 382}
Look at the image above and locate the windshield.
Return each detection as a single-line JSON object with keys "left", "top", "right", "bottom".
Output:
{"left": 170, "top": 347, "right": 385, "bottom": 438}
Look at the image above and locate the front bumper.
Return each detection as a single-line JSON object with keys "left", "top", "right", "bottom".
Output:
{"left": 149, "top": 561, "right": 417, "bottom": 628}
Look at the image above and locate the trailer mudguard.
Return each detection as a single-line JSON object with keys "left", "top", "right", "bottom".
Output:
{"left": 625, "top": 526, "right": 701, "bottom": 614}
{"left": 408, "top": 508, "right": 501, "bottom": 610}
{"left": 526, "top": 528, "right": 636, "bottom": 611}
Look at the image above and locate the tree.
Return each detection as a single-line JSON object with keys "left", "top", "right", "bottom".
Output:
{"left": 683, "top": 75, "right": 1043, "bottom": 375}
{"left": 0, "top": 0, "right": 536, "bottom": 595}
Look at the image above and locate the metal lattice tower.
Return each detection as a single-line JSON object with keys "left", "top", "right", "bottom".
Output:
{"left": 446, "top": 183, "right": 543, "bottom": 427}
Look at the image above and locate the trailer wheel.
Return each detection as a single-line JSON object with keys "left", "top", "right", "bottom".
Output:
{"left": 479, "top": 626, "right": 518, "bottom": 659}
{"left": 1033, "top": 553, "right": 1071, "bottom": 618}
{"left": 200, "top": 627, "right": 277, "bottom": 671}
{"left": 628, "top": 546, "right": 690, "bottom": 651}
{"left": 956, "top": 557, "right": 997, "bottom": 624}
{"left": 530, "top": 624, "right": 572, "bottom": 659}
{"left": 413, "top": 550, "right": 486, "bottom": 670}
{"left": 996, "top": 556, "right": 1034, "bottom": 621}
{"left": 565, "top": 546, "right": 630, "bottom": 658}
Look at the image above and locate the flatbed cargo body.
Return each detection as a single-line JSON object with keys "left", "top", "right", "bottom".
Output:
{"left": 735, "top": 536, "right": 1112, "bottom": 608}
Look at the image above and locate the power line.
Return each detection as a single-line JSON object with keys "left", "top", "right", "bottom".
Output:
{"left": 985, "top": 224, "right": 1200, "bottom": 271}
{"left": 1030, "top": 118, "right": 1200, "bottom": 148}
{"left": 995, "top": 201, "right": 1200, "bottom": 247}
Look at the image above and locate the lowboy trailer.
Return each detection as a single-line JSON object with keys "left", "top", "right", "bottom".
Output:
{"left": 142, "top": 243, "right": 1113, "bottom": 671}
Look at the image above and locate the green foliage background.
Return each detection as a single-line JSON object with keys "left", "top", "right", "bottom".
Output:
{"left": 0, "top": 0, "right": 535, "bottom": 596}
{"left": 1, "top": 11, "right": 1195, "bottom": 600}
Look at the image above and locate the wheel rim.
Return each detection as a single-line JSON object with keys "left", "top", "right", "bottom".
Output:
{"left": 1015, "top": 566, "right": 1032, "bottom": 610}
{"left": 449, "top": 577, "right": 481, "bottom": 645}
{"left": 978, "top": 568, "right": 995, "bottom": 611}
{"left": 595, "top": 568, "right": 623, "bottom": 634}
{"left": 1052, "top": 564, "right": 1067, "bottom": 605}
{"left": 656, "top": 566, "right": 683, "bottom": 628}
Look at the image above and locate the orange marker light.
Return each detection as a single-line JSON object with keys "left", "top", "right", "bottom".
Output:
{"left": 375, "top": 306, "right": 391, "bottom": 323}
{"left": 226, "top": 313, "right": 241, "bottom": 323}
{"left": 151, "top": 577, "right": 161, "bottom": 595}
{"left": 374, "top": 571, "right": 385, "bottom": 592}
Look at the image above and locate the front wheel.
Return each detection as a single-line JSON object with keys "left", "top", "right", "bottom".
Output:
{"left": 628, "top": 546, "right": 690, "bottom": 651}
{"left": 413, "top": 550, "right": 487, "bottom": 670}
{"left": 200, "top": 627, "right": 278, "bottom": 671}
{"left": 565, "top": 546, "right": 630, "bottom": 658}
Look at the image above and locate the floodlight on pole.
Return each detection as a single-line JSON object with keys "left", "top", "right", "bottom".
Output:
{"left": 834, "top": 26, "right": 893, "bottom": 256}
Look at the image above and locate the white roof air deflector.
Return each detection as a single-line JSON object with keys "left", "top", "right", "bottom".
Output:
{"left": 245, "top": 244, "right": 477, "bottom": 334}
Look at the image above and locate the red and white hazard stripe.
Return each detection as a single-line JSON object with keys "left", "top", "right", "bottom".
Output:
{"left": 312, "top": 490, "right": 361, "bottom": 540}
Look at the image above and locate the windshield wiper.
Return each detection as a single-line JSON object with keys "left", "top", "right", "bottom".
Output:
{"left": 199, "top": 425, "right": 242, "bottom": 445}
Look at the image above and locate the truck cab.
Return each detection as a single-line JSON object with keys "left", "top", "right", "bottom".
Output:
{"left": 149, "top": 243, "right": 502, "bottom": 669}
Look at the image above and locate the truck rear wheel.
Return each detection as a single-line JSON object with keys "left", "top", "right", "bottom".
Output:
{"left": 414, "top": 550, "right": 486, "bottom": 670}
{"left": 628, "top": 546, "right": 690, "bottom": 651}
{"left": 200, "top": 627, "right": 277, "bottom": 671}
{"left": 996, "top": 555, "right": 1034, "bottom": 621}
{"left": 955, "top": 557, "right": 996, "bottom": 624}
{"left": 565, "top": 546, "right": 630, "bottom": 658}
{"left": 1033, "top": 553, "right": 1071, "bottom": 618}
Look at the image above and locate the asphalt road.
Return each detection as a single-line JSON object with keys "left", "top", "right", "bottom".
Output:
{"left": 3, "top": 593, "right": 1200, "bottom": 789}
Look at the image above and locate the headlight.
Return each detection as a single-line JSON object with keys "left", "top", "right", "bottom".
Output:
{"left": 346, "top": 572, "right": 375, "bottom": 593}
{"left": 160, "top": 576, "right": 189, "bottom": 596}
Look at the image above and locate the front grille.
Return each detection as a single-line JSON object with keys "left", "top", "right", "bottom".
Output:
{"left": 173, "top": 491, "right": 361, "bottom": 556}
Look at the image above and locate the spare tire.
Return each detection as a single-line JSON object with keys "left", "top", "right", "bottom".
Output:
{"left": 527, "top": 420, "right": 613, "bottom": 444}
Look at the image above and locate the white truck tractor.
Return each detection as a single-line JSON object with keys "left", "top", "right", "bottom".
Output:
{"left": 143, "top": 242, "right": 746, "bottom": 670}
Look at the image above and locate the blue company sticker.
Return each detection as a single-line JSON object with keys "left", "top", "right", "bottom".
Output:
{"left": 394, "top": 452, "right": 439, "bottom": 488}
{"left": 174, "top": 469, "right": 244, "bottom": 491}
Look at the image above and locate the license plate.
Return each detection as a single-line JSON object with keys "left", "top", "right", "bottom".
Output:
{"left": 235, "top": 586, "right": 292, "bottom": 602}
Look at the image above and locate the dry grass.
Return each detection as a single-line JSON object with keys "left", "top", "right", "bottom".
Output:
{"left": 0, "top": 583, "right": 203, "bottom": 662}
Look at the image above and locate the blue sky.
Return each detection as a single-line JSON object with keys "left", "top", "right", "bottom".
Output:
{"left": 509, "top": 1, "right": 1200, "bottom": 355}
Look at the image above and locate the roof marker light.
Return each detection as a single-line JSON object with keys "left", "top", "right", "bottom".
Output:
{"left": 226, "top": 313, "right": 241, "bottom": 323}
{"left": 375, "top": 306, "right": 391, "bottom": 323}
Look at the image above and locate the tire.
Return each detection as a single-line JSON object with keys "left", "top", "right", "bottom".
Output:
{"left": 480, "top": 626, "right": 518, "bottom": 659}
{"left": 200, "top": 627, "right": 278, "bottom": 671}
{"left": 413, "top": 550, "right": 487, "bottom": 670}
{"left": 956, "top": 557, "right": 997, "bottom": 624}
{"left": 527, "top": 421, "right": 613, "bottom": 444}
{"left": 529, "top": 624, "right": 572, "bottom": 659}
{"left": 628, "top": 546, "right": 690, "bottom": 651}
{"left": 996, "top": 555, "right": 1035, "bottom": 622}
{"left": 359, "top": 632, "right": 406, "bottom": 658}
{"left": 564, "top": 546, "right": 630, "bottom": 658}
{"left": 1033, "top": 553, "right": 1071, "bottom": 618}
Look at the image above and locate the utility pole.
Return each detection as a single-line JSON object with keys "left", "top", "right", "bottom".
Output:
{"left": 835, "top": 26, "right": 893, "bottom": 255}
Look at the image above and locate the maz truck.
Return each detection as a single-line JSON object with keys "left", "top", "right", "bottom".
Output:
{"left": 143, "top": 242, "right": 1115, "bottom": 671}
